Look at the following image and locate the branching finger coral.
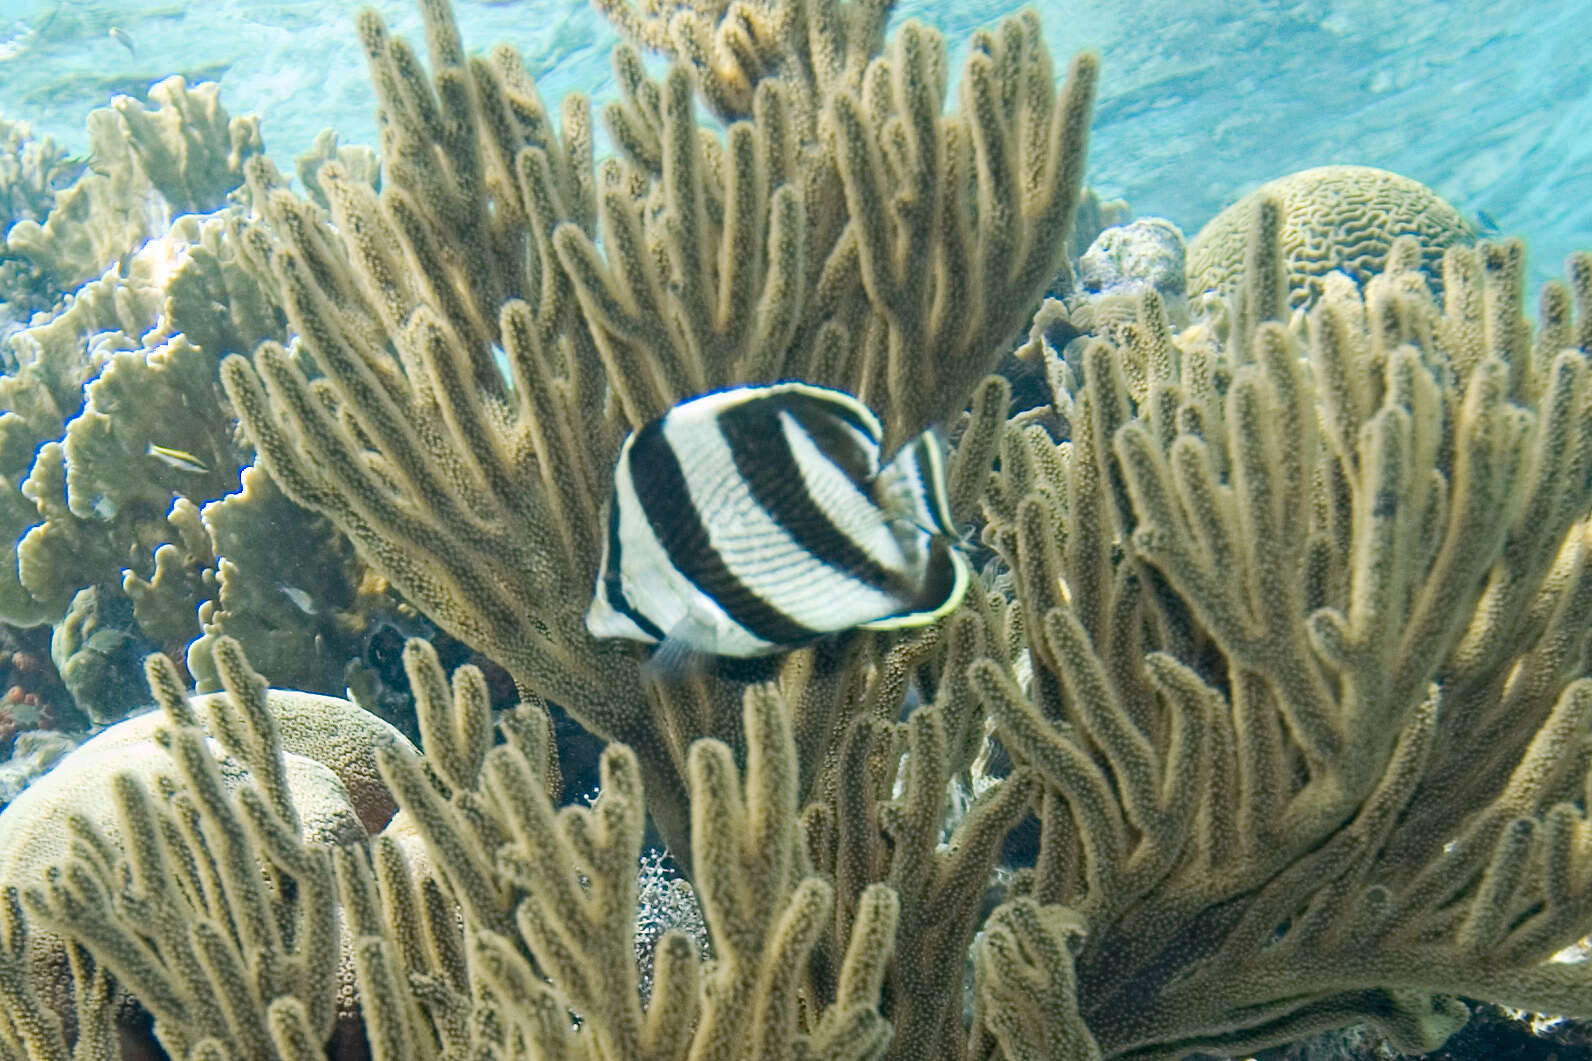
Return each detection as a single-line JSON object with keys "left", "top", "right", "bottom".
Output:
{"left": 9, "top": 639, "right": 348, "bottom": 1057}
{"left": 970, "top": 899, "right": 1098, "bottom": 1061}
{"left": 794, "top": 600, "right": 1043, "bottom": 1060}
{"left": 9, "top": 0, "right": 1584, "bottom": 1056}
{"left": 219, "top": 0, "right": 1095, "bottom": 855}
{"left": 371, "top": 637, "right": 906, "bottom": 1059}
{"left": 971, "top": 198, "right": 1592, "bottom": 1058}
{"left": 0, "top": 621, "right": 1100, "bottom": 1059}
{"left": 587, "top": 0, "right": 890, "bottom": 122}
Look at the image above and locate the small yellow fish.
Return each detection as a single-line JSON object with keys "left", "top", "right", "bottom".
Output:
{"left": 146, "top": 442, "right": 208, "bottom": 474}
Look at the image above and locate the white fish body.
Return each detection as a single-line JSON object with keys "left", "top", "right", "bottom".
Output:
{"left": 586, "top": 382, "right": 970, "bottom": 661}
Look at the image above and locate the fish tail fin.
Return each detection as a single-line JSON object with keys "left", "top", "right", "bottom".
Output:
{"left": 872, "top": 427, "right": 960, "bottom": 539}
{"left": 858, "top": 539, "right": 971, "bottom": 630}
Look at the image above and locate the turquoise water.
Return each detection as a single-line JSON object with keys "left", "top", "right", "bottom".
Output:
{"left": 1, "top": 0, "right": 1587, "bottom": 288}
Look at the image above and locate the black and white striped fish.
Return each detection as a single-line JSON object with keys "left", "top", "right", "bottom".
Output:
{"left": 586, "top": 382, "right": 971, "bottom": 665}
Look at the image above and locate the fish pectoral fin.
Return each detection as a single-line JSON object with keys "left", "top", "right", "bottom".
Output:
{"left": 641, "top": 616, "right": 717, "bottom": 685}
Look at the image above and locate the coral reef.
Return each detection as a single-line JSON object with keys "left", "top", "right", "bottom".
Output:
{"left": 0, "top": 623, "right": 76, "bottom": 746}
{"left": 0, "top": 731, "right": 74, "bottom": 806}
{"left": 0, "top": 674, "right": 411, "bottom": 891}
{"left": 3, "top": 76, "right": 258, "bottom": 301}
{"left": 0, "top": 116, "right": 85, "bottom": 326}
{"left": 979, "top": 197, "right": 1592, "bottom": 1054}
{"left": 0, "top": 634, "right": 1081, "bottom": 1059}
{"left": 1077, "top": 217, "right": 1186, "bottom": 304}
{"left": 220, "top": 0, "right": 1096, "bottom": 860}
{"left": 0, "top": 94, "right": 430, "bottom": 740}
{"left": 0, "top": 640, "right": 410, "bottom": 1056}
{"left": 0, "top": 0, "right": 1589, "bottom": 1057}
{"left": 0, "top": 85, "right": 277, "bottom": 673}
{"left": 0, "top": 118, "right": 80, "bottom": 236}
{"left": 49, "top": 585, "right": 159, "bottom": 726}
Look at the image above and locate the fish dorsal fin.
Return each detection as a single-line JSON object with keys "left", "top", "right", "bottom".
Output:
{"left": 768, "top": 384, "right": 881, "bottom": 488}
{"left": 871, "top": 428, "right": 959, "bottom": 539}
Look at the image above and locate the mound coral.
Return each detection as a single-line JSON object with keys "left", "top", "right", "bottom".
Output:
{"left": 1186, "top": 164, "right": 1478, "bottom": 310}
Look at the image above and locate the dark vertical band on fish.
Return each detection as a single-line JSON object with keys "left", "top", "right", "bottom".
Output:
{"left": 628, "top": 415, "right": 822, "bottom": 645}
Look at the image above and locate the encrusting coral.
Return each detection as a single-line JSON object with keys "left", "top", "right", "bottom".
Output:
{"left": 0, "top": 117, "right": 80, "bottom": 238}
{"left": 0, "top": 77, "right": 284, "bottom": 709}
{"left": 0, "top": 116, "right": 84, "bottom": 324}
{"left": 0, "top": 117, "right": 426, "bottom": 732}
{"left": 3, "top": 76, "right": 261, "bottom": 297}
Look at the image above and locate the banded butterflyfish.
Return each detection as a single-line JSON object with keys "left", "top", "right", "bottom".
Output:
{"left": 586, "top": 382, "right": 971, "bottom": 669}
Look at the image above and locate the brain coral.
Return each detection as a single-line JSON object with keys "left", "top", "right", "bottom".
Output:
{"left": 0, "top": 686, "right": 416, "bottom": 889}
{"left": 1187, "top": 164, "right": 1478, "bottom": 309}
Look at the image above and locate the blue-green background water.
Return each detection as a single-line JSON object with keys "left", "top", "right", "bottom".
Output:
{"left": 1, "top": 0, "right": 1588, "bottom": 290}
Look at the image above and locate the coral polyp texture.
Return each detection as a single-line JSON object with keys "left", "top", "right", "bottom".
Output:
{"left": 992, "top": 208, "right": 1592, "bottom": 1057}
{"left": 0, "top": 0, "right": 1590, "bottom": 1058}
{"left": 219, "top": 0, "right": 1096, "bottom": 856}
{"left": 1186, "top": 164, "right": 1479, "bottom": 311}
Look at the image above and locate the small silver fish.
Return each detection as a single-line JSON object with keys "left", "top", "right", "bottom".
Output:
{"left": 586, "top": 382, "right": 970, "bottom": 665}
{"left": 278, "top": 584, "right": 318, "bottom": 615}
{"left": 146, "top": 442, "right": 208, "bottom": 474}
{"left": 109, "top": 26, "right": 135, "bottom": 55}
